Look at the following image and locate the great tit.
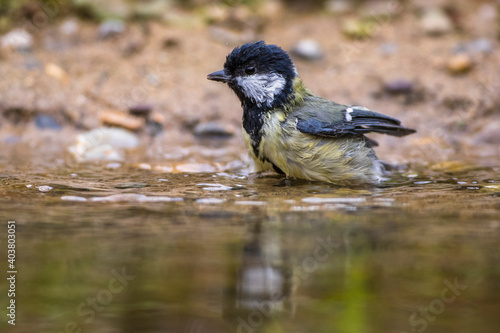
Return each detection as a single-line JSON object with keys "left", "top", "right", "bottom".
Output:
{"left": 207, "top": 41, "right": 415, "bottom": 185}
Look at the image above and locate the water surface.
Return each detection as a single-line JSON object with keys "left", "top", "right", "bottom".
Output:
{"left": 1, "top": 148, "right": 499, "bottom": 333}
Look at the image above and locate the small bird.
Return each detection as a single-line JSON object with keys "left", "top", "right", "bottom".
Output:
{"left": 207, "top": 41, "right": 415, "bottom": 185}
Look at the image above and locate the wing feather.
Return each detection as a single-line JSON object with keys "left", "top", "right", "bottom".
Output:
{"left": 294, "top": 103, "right": 416, "bottom": 138}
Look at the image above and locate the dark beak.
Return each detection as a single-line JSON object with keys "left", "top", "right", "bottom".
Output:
{"left": 207, "top": 69, "right": 231, "bottom": 83}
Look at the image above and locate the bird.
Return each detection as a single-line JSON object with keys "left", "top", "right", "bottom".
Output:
{"left": 207, "top": 41, "right": 415, "bottom": 185}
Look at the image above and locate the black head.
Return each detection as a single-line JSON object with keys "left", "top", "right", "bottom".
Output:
{"left": 207, "top": 41, "right": 298, "bottom": 110}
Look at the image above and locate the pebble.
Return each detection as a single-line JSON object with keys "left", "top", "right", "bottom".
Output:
{"left": 197, "top": 183, "right": 234, "bottom": 191}
{"left": 469, "top": 39, "right": 493, "bottom": 53}
{"left": 34, "top": 115, "right": 62, "bottom": 130}
{"left": 1, "top": 28, "right": 33, "bottom": 51}
{"left": 61, "top": 196, "right": 87, "bottom": 202}
{"left": 106, "top": 162, "right": 122, "bottom": 169}
{"left": 473, "top": 122, "right": 500, "bottom": 144}
{"left": 290, "top": 39, "right": 324, "bottom": 61}
{"left": 137, "top": 163, "right": 151, "bottom": 170}
{"left": 196, "top": 198, "right": 227, "bottom": 204}
{"left": 421, "top": 8, "right": 453, "bottom": 36}
{"left": 454, "top": 39, "right": 493, "bottom": 55}
{"left": 99, "top": 110, "right": 145, "bottom": 131}
{"left": 153, "top": 165, "right": 174, "bottom": 172}
{"left": 38, "top": 186, "right": 53, "bottom": 192}
{"left": 162, "top": 37, "right": 180, "bottom": 49}
{"left": 97, "top": 20, "right": 125, "bottom": 39}
{"left": 60, "top": 19, "right": 79, "bottom": 36}
{"left": 193, "top": 122, "right": 234, "bottom": 138}
{"left": 5, "top": 136, "right": 20, "bottom": 144}
{"left": 447, "top": 54, "right": 473, "bottom": 74}
{"left": 45, "top": 63, "right": 69, "bottom": 83}
{"left": 68, "top": 127, "right": 140, "bottom": 162}
{"left": 128, "top": 104, "right": 153, "bottom": 117}
{"left": 384, "top": 79, "right": 413, "bottom": 94}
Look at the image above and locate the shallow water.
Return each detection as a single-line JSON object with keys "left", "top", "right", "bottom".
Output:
{"left": 1, "top": 146, "right": 500, "bottom": 333}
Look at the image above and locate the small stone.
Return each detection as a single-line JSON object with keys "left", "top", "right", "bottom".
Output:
{"left": 35, "top": 115, "right": 62, "bottom": 130}
{"left": 106, "top": 162, "right": 122, "bottom": 169}
{"left": 421, "top": 8, "right": 453, "bottom": 36}
{"left": 45, "top": 63, "right": 69, "bottom": 83}
{"left": 140, "top": 196, "right": 183, "bottom": 203}
{"left": 290, "top": 39, "right": 324, "bottom": 61}
{"left": 454, "top": 39, "right": 493, "bottom": 55}
{"left": 162, "top": 37, "right": 180, "bottom": 48}
{"left": 153, "top": 165, "right": 174, "bottom": 172}
{"left": 197, "top": 183, "right": 234, "bottom": 191}
{"left": 196, "top": 198, "right": 226, "bottom": 204}
{"left": 137, "top": 163, "right": 151, "bottom": 170}
{"left": 151, "top": 112, "right": 165, "bottom": 124}
{"left": 60, "top": 19, "right": 79, "bottom": 36}
{"left": 384, "top": 79, "right": 413, "bottom": 94}
{"left": 91, "top": 193, "right": 146, "bottom": 202}
{"left": 473, "top": 122, "right": 500, "bottom": 144}
{"left": 447, "top": 54, "right": 473, "bottom": 74}
{"left": 469, "top": 39, "right": 493, "bottom": 54}
{"left": 128, "top": 104, "right": 153, "bottom": 117}
{"left": 99, "top": 110, "right": 145, "bottom": 131}
{"left": 68, "top": 127, "right": 140, "bottom": 162}
{"left": 61, "top": 196, "right": 87, "bottom": 202}
{"left": 1, "top": 28, "right": 33, "bottom": 51}
{"left": 38, "top": 185, "right": 53, "bottom": 192}
{"left": 97, "top": 20, "right": 125, "bottom": 39}
{"left": 193, "top": 121, "right": 234, "bottom": 138}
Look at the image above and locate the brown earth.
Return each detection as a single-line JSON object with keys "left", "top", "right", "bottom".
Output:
{"left": 1, "top": 0, "right": 499, "bottom": 169}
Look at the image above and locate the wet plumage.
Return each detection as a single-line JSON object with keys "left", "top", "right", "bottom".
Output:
{"left": 208, "top": 41, "right": 415, "bottom": 185}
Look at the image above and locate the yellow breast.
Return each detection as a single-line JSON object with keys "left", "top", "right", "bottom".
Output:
{"left": 243, "top": 110, "right": 382, "bottom": 185}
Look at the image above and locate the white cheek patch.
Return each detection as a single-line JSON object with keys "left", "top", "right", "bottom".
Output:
{"left": 236, "top": 73, "right": 286, "bottom": 108}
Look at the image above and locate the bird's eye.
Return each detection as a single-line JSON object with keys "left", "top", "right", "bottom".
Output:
{"left": 245, "top": 66, "right": 256, "bottom": 75}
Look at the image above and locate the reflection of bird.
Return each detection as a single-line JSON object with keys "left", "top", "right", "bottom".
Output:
{"left": 208, "top": 41, "right": 416, "bottom": 185}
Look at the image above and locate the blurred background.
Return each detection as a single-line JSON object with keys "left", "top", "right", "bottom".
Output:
{"left": 1, "top": 2, "right": 500, "bottom": 333}
{"left": 0, "top": 0, "right": 499, "bottom": 169}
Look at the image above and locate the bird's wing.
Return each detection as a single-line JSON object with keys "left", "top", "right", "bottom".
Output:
{"left": 292, "top": 97, "right": 416, "bottom": 138}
